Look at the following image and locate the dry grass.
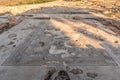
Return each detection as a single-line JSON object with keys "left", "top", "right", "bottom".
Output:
{"left": 0, "top": 0, "right": 56, "bottom": 6}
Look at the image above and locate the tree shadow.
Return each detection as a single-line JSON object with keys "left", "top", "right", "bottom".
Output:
{"left": 1, "top": 6, "right": 120, "bottom": 66}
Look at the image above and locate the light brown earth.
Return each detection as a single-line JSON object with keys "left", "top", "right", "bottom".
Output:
{"left": 0, "top": 0, "right": 120, "bottom": 80}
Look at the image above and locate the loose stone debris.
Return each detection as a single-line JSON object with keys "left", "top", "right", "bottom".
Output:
{"left": 8, "top": 34, "right": 17, "bottom": 39}
{"left": 70, "top": 68, "right": 83, "bottom": 75}
{"left": 8, "top": 41, "right": 14, "bottom": 45}
{"left": 86, "top": 72, "right": 98, "bottom": 78}
{"left": 54, "top": 70, "right": 70, "bottom": 80}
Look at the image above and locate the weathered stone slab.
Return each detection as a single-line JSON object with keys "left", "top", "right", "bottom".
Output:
{"left": 2, "top": 20, "right": 117, "bottom": 66}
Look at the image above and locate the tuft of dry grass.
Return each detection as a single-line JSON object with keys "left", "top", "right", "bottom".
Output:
{"left": 0, "top": 0, "right": 56, "bottom": 6}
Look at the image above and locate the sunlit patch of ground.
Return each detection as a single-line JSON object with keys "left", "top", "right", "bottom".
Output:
{"left": 0, "top": 0, "right": 56, "bottom": 6}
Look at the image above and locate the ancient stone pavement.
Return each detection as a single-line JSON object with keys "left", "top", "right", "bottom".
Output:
{"left": 0, "top": 7, "right": 120, "bottom": 80}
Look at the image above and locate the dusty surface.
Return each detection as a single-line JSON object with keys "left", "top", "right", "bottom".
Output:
{"left": 0, "top": 0, "right": 120, "bottom": 80}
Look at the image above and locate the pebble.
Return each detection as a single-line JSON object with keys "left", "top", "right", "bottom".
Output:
{"left": 86, "top": 72, "right": 98, "bottom": 78}
{"left": 8, "top": 34, "right": 17, "bottom": 39}
{"left": 39, "top": 42, "right": 45, "bottom": 47}
{"left": 114, "top": 40, "right": 119, "bottom": 43}
{"left": 13, "top": 45, "right": 16, "bottom": 47}
{"left": 8, "top": 41, "right": 14, "bottom": 45}
{"left": 70, "top": 68, "right": 83, "bottom": 74}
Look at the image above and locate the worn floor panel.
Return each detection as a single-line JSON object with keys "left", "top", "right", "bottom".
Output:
{"left": 0, "top": 7, "right": 120, "bottom": 80}
{"left": 2, "top": 20, "right": 117, "bottom": 66}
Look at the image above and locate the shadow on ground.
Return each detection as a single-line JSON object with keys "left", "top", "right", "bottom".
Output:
{"left": 1, "top": 6, "right": 120, "bottom": 67}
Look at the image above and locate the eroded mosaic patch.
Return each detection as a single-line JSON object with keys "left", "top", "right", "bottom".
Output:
{"left": 2, "top": 21, "right": 117, "bottom": 66}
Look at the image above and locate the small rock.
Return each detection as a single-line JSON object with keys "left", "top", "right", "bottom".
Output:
{"left": 73, "top": 16, "right": 82, "bottom": 20}
{"left": 8, "top": 15, "right": 17, "bottom": 25}
{"left": 8, "top": 34, "right": 17, "bottom": 39}
{"left": 39, "top": 42, "right": 45, "bottom": 47}
{"left": 96, "top": 35, "right": 105, "bottom": 41}
{"left": 8, "top": 41, "right": 14, "bottom": 45}
{"left": 114, "top": 40, "right": 119, "bottom": 43}
{"left": 13, "top": 45, "right": 16, "bottom": 47}
{"left": 70, "top": 68, "right": 83, "bottom": 74}
{"left": 86, "top": 72, "right": 98, "bottom": 78}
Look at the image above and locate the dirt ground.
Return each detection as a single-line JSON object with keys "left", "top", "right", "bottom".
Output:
{"left": 0, "top": 0, "right": 120, "bottom": 34}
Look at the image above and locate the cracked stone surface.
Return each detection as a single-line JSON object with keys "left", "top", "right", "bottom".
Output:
{"left": 0, "top": 4, "right": 120, "bottom": 80}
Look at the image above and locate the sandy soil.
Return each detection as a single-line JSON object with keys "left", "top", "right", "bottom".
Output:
{"left": 0, "top": 0, "right": 120, "bottom": 34}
